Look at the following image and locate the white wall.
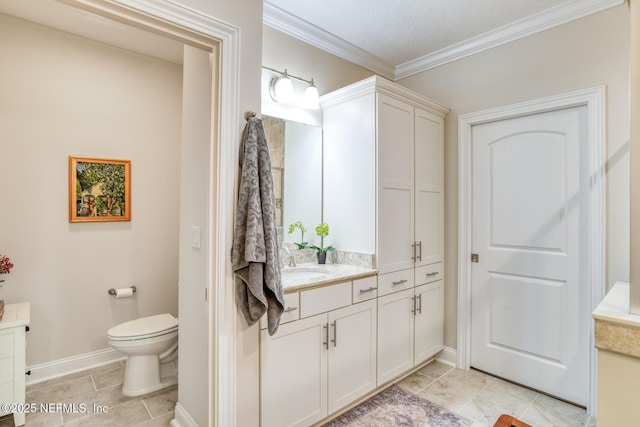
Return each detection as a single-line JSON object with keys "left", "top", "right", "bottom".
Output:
{"left": 0, "top": 14, "right": 182, "bottom": 364}
{"left": 398, "top": 4, "right": 630, "bottom": 349}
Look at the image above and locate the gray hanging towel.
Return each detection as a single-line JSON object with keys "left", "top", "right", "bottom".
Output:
{"left": 232, "top": 116, "right": 284, "bottom": 335}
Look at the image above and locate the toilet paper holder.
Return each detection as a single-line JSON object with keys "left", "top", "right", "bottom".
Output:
{"left": 108, "top": 286, "right": 137, "bottom": 296}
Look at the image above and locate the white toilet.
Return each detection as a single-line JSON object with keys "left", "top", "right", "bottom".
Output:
{"left": 107, "top": 313, "right": 178, "bottom": 397}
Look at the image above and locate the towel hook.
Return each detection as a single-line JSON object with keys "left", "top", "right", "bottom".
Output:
{"left": 244, "top": 111, "right": 256, "bottom": 121}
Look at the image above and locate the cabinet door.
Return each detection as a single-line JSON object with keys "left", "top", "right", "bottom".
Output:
{"left": 414, "top": 107, "right": 444, "bottom": 266}
{"left": 377, "top": 93, "right": 415, "bottom": 274}
{"left": 327, "top": 300, "right": 377, "bottom": 413}
{"left": 377, "top": 288, "right": 415, "bottom": 385}
{"left": 414, "top": 282, "right": 444, "bottom": 365}
{"left": 260, "top": 314, "right": 327, "bottom": 427}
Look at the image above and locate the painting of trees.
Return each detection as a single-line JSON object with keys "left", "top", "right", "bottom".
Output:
{"left": 69, "top": 157, "right": 131, "bottom": 222}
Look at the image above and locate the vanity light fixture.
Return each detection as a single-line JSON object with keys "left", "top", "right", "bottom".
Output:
{"left": 264, "top": 66, "right": 320, "bottom": 109}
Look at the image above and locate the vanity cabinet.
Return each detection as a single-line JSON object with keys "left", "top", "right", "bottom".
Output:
{"left": 322, "top": 76, "right": 447, "bottom": 275}
{"left": 260, "top": 281, "right": 377, "bottom": 427}
{"left": 376, "top": 280, "right": 443, "bottom": 385}
{"left": 0, "top": 302, "right": 30, "bottom": 427}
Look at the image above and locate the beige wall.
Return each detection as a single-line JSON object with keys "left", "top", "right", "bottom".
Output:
{"left": 0, "top": 14, "right": 182, "bottom": 363}
{"left": 399, "top": 4, "right": 630, "bottom": 349}
{"left": 263, "top": 25, "right": 374, "bottom": 96}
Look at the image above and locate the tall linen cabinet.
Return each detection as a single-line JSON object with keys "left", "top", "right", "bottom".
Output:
{"left": 322, "top": 76, "right": 448, "bottom": 384}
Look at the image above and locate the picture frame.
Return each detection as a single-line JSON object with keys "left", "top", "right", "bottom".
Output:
{"left": 69, "top": 156, "right": 131, "bottom": 222}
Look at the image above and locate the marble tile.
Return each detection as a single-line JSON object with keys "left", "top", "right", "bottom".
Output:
{"left": 395, "top": 372, "right": 434, "bottom": 393}
{"left": 418, "top": 375, "right": 474, "bottom": 411}
{"left": 24, "top": 408, "right": 64, "bottom": 427}
{"left": 142, "top": 385, "right": 178, "bottom": 418}
{"left": 92, "top": 366, "right": 125, "bottom": 390}
{"left": 519, "top": 394, "right": 589, "bottom": 427}
{"left": 455, "top": 397, "right": 515, "bottom": 427}
{"left": 473, "top": 378, "right": 538, "bottom": 416}
{"left": 26, "top": 362, "right": 123, "bottom": 393}
{"left": 60, "top": 384, "right": 135, "bottom": 423}
{"left": 26, "top": 375, "right": 95, "bottom": 405}
{"left": 134, "top": 412, "right": 174, "bottom": 427}
{"left": 62, "top": 399, "right": 151, "bottom": 426}
{"left": 416, "top": 360, "right": 454, "bottom": 380}
{"left": 440, "top": 368, "right": 495, "bottom": 398}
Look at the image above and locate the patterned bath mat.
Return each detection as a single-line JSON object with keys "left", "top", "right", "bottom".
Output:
{"left": 322, "top": 385, "right": 471, "bottom": 427}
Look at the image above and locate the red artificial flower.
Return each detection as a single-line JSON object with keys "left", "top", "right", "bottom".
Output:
{"left": 0, "top": 255, "right": 14, "bottom": 275}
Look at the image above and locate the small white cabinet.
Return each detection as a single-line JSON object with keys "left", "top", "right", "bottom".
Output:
{"left": 377, "top": 278, "right": 443, "bottom": 386}
{"left": 260, "top": 282, "right": 377, "bottom": 427}
{"left": 0, "top": 302, "right": 30, "bottom": 427}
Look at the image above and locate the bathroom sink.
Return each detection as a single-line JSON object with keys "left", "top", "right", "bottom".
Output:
{"left": 281, "top": 267, "right": 330, "bottom": 283}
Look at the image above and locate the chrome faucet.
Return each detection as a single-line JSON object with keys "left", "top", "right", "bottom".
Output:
{"left": 280, "top": 246, "right": 296, "bottom": 268}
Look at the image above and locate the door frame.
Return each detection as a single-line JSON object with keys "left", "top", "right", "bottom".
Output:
{"left": 457, "top": 87, "right": 605, "bottom": 415}
{"left": 62, "top": 1, "right": 241, "bottom": 425}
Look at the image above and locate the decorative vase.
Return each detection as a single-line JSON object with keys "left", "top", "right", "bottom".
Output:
{"left": 317, "top": 252, "right": 327, "bottom": 264}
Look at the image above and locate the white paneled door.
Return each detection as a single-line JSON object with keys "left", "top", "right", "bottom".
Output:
{"left": 470, "top": 106, "right": 589, "bottom": 406}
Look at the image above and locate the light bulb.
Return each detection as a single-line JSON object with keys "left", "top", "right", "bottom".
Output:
{"left": 304, "top": 80, "right": 320, "bottom": 109}
{"left": 269, "top": 72, "right": 294, "bottom": 103}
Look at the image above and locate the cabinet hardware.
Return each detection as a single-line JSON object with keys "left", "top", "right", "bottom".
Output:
{"left": 25, "top": 370, "right": 31, "bottom": 376}
{"left": 323, "top": 324, "right": 328, "bottom": 349}
{"left": 283, "top": 306, "right": 298, "bottom": 313}
{"left": 426, "top": 272, "right": 438, "bottom": 277}
{"left": 411, "top": 296, "right": 416, "bottom": 314}
{"left": 417, "top": 294, "right": 422, "bottom": 314}
{"left": 25, "top": 326, "right": 30, "bottom": 332}
{"left": 392, "top": 279, "right": 408, "bottom": 286}
{"left": 331, "top": 321, "right": 337, "bottom": 347}
{"left": 359, "top": 286, "right": 378, "bottom": 293}
{"left": 417, "top": 241, "right": 422, "bottom": 262}
{"left": 471, "top": 253, "right": 479, "bottom": 263}
{"left": 411, "top": 242, "right": 416, "bottom": 262}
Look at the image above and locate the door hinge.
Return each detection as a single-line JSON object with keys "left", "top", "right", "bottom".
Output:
{"left": 471, "top": 253, "right": 479, "bottom": 263}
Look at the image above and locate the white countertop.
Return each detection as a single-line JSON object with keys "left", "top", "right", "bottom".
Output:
{"left": 282, "top": 263, "right": 377, "bottom": 293}
{"left": 593, "top": 282, "right": 640, "bottom": 328}
{"left": 0, "top": 301, "right": 30, "bottom": 329}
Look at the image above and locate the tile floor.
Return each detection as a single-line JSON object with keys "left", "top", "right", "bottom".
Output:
{"left": 0, "top": 360, "right": 594, "bottom": 427}
{"left": 0, "top": 361, "right": 176, "bottom": 427}
{"left": 395, "top": 361, "right": 596, "bottom": 427}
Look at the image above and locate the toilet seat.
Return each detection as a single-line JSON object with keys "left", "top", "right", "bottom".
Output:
{"left": 108, "top": 313, "right": 178, "bottom": 341}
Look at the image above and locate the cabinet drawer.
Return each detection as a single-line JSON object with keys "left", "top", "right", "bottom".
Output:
{"left": 0, "top": 334, "right": 13, "bottom": 359}
{"left": 378, "top": 270, "right": 414, "bottom": 296}
{"left": 415, "top": 263, "right": 442, "bottom": 285}
{"left": 300, "top": 281, "right": 352, "bottom": 318}
{"left": 261, "top": 292, "right": 300, "bottom": 329}
{"left": 353, "top": 276, "right": 378, "bottom": 303}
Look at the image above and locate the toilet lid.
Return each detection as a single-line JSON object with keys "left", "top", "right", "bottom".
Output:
{"left": 108, "top": 313, "right": 178, "bottom": 339}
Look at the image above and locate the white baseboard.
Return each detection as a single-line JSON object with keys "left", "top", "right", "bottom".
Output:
{"left": 170, "top": 403, "right": 198, "bottom": 427}
{"left": 26, "top": 348, "right": 125, "bottom": 386}
{"left": 435, "top": 346, "right": 457, "bottom": 367}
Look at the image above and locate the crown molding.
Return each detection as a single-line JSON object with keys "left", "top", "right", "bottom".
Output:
{"left": 265, "top": 0, "right": 623, "bottom": 81}
{"left": 395, "top": 0, "right": 624, "bottom": 79}
{"left": 263, "top": 1, "right": 395, "bottom": 80}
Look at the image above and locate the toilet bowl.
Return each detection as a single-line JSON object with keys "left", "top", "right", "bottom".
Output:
{"left": 107, "top": 313, "right": 178, "bottom": 397}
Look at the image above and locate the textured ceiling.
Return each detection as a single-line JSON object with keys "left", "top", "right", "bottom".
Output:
{"left": 265, "top": 0, "right": 623, "bottom": 78}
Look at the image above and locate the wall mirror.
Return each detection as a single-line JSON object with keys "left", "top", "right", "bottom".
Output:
{"left": 263, "top": 115, "right": 323, "bottom": 246}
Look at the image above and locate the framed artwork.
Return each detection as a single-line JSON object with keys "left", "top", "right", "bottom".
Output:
{"left": 69, "top": 156, "right": 131, "bottom": 222}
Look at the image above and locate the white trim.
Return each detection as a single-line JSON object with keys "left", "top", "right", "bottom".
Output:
{"left": 264, "top": 0, "right": 622, "bottom": 80}
{"left": 457, "top": 86, "right": 606, "bottom": 416}
{"left": 25, "top": 348, "right": 125, "bottom": 386}
{"left": 170, "top": 403, "right": 199, "bottom": 427}
{"left": 263, "top": 1, "right": 395, "bottom": 80}
{"left": 395, "top": 0, "right": 623, "bottom": 79}
{"left": 62, "top": 1, "right": 240, "bottom": 425}
{"left": 435, "top": 347, "right": 457, "bottom": 367}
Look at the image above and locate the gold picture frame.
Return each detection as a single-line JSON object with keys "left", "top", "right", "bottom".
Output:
{"left": 69, "top": 156, "right": 131, "bottom": 222}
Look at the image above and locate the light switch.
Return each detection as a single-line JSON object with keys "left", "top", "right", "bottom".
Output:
{"left": 191, "top": 226, "right": 201, "bottom": 249}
